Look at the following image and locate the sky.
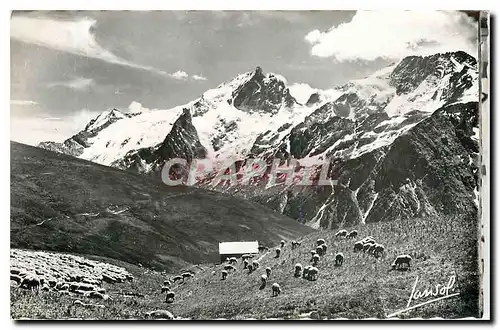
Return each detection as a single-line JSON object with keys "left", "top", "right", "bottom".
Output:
{"left": 10, "top": 10, "right": 478, "bottom": 145}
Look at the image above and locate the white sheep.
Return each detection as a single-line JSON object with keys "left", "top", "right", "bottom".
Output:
{"left": 271, "top": 283, "right": 281, "bottom": 296}
{"left": 280, "top": 240, "right": 285, "bottom": 248}
{"left": 316, "top": 239, "right": 326, "bottom": 246}
{"left": 221, "top": 270, "right": 228, "bottom": 280}
{"left": 335, "top": 253, "right": 344, "bottom": 266}
{"left": 165, "top": 291, "right": 175, "bottom": 303}
{"left": 265, "top": 267, "right": 272, "bottom": 278}
{"left": 275, "top": 248, "right": 281, "bottom": 258}
{"left": 260, "top": 274, "right": 268, "bottom": 285}
{"left": 294, "top": 263, "right": 303, "bottom": 277}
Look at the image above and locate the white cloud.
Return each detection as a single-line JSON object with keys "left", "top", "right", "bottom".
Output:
{"left": 288, "top": 83, "right": 317, "bottom": 104}
{"left": 11, "top": 100, "right": 38, "bottom": 106}
{"left": 171, "top": 70, "right": 189, "bottom": 80}
{"left": 10, "top": 109, "right": 99, "bottom": 145}
{"left": 305, "top": 11, "right": 477, "bottom": 62}
{"left": 48, "top": 77, "right": 94, "bottom": 91}
{"left": 192, "top": 74, "right": 207, "bottom": 81}
{"left": 10, "top": 16, "right": 169, "bottom": 76}
{"left": 127, "top": 101, "right": 153, "bottom": 113}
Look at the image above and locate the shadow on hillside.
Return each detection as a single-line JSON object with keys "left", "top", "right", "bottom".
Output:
{"left": 259, "top": 283, "right": 266, "bottom": 290}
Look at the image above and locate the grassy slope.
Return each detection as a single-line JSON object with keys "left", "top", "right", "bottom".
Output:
{"left": 10, "top": 142, "right": 314, "bottom": 271}
{"left": 11, "top": 214, "right": 480, "bottom": 319}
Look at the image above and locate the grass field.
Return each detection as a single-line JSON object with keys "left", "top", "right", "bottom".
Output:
{"left": 11, "top": 213, "right": 480, "bottom": 320}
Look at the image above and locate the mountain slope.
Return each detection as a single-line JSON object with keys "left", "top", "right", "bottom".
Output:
{"left": 10, "top": 142, "right": 314, "bottom": 271}
{"left": 38, "top": 51, "right": 480, "bottom": 229}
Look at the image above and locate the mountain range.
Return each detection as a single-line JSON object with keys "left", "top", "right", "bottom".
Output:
{"left": 39, "top": 50, "right": 480, "bottom": 229}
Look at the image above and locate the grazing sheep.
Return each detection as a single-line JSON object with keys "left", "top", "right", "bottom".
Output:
{"left": 302, "top": 266, "right": 311, "bottom": 279}
{"left": 145, "top": 310, "right": 174, "bottom": 320}
{"left": 161, "top": 286, "right": 170, "bottom": 293}
{"left": 60, "top": 283, "right": 70, "bottom": 291}
{"left": 258, "top": 246, "right": 269, "bottom": 252}
{"left": 316, "top": 246, "right": 324, "bottom": 256}
{"left": 368, "top": 244, "right": 377, "bottom": 255}
{"left": 247, "top": 264, "right": 254, "bottom": 273}
{"left": 335, "top": 253, "right": 344, "bottom": 266}
{"left": 165, "top": 291, "right": 175, "bottom": 303}
{"left": 308, "top": 267, "right": 318, "bottom": 281}
{"left": 354, "top": 241, "right": 364, "bottom": 252}
{"left": 172, "top": 275, "right": 183, "bottom": 283}
{"left": 265, "top": 267, "right": 272, "bottom": 278}
{"left": 312, "top": 254, "right": 320, "bottom": 266}
{"left": 335, "top": 230, "right": 348, "bottom": 238}
{"left": 316, "top": 239, "right": 326, "bottom": 246}
{"left": 224, "top": 265, "right": 236, "bottom": 272}
{"left": 310, "top": 250, "right": 317, "bottom": 257}
{"left": 243, "top": 260, "right": 249, "bottom": 269}
{"left": 291, "top": 241, "right": 302, "bottom": 249}
{"left": 391, "top": 255, "right": 412, "bottom": 270}
{"left": 19, "top": 273, "right": 41, "bottom": 292}
{"left": 229, "top": 257, "right": 238, "bottom": 264}
{"left": 275, "top": 248, "right": 281, "bottom": 258}
{"left": 361, "top": 236, "right": 376, "bottom": 244}
{"left": 363, "top": 243, "right": 375, "bottom": 253}
{"left": 280, "top": 240, "right": 285, "bottom": 248}
{"left": 260, "top": 274, "right": 268, "bottom": 285}
{"left": 221, "top": 270, "right": 228, "bottom": 280}
{"left": 163, "top": 280, "right": 171, "bottom": 287}
{"left": 321, "top": 244, "right": 328, "bottom": 255}
{"left": 294, "top": 263, "right": 303, "bottom": 277}
{"left": 252, "top": 260, "right": 260, "bottom": 269}
{"left": 373, "top": 244, "right": 385, "bottom": 258}
{"left": 271, "top": 283, "right": 281, "bottom": 297}
{"left": 346, "top": 230, "right": 358, "bottom": 239}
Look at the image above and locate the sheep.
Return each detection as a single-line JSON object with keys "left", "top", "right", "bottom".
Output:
{"left": 346, "top": 230, "right": 358, "bottom": 239}
{"left": 252, "top": 260, "right": 260, "bottom": 270}
{"left": 161, "top": 286, "right": 170, "bottom": 293}
{"left": 229, "top": 257, "right": 238, "bottom": 265}
{"left": 280, "top": 240, "right": 285, "bottom": 248}
{"left": 335, "top": 230, "right": 348, "bottom": 238}
{"left": 60, "top": 283, "right": 70, "bottom": 291}
{"left": 172, "top": 275, "right": 183, "bottom": 283}
{"left": 247, "top": 264, "right": 254, "bottom": 273}
{"left": 291, "top": 241, "right": 302, "bottom": 249}
{"left": 224, "top": 265, "right": 236, "bottom": 272}
{"left": 294, "top": 263, "right": 303, "bottom": 277}
{"left": 368, "top": 244, "right": 377, "bottom": 255}
{"left": 302, "top": 266, "right": 311, "bottom": 279}
{"left": 258, "top": 246, "right": 269, "bottom": 252}
{"left": 275, "top": 248, "right": 281, "bottom": 258}
{"left": 243, "top": 260, "right": 249, "bottom": 269}
{"left": 260, "top": 274, "right": 268, "bottom": 285}
{"left": 308, "top": 267, "right": 318, "bottom": 281}
{"left": 310, "top": 250, "right": 317, "bottom": 257}
{"left": 271, "top": 283, "right": 281, "bottom": 297}
{"left": 181, "top": 272, "right": 193, "bottom": 280}
{"left": 221, "top": 270, "right": 228, "bottom": 280}
{"left": 373, "top": 244, "right": 385, "bottom": 258}
{"left": 316, "top": 246, "right": 324, "bottom": 256}
{"left": 311, "top": 253, "right": 320, "bottom": 266}
{"left": 363, "top": 243, "right": 375, "bottom": 253}
{"left": 335, "top": 253, "right": 344, "bottom": 266}
{"left": 145, "top": 310, "right": 174, "bottom": 320}
{"left": 19, "top": 273, "right": 41, "bottom": 292}
{"left": 265, "top": 267, "right": 272, "bottom": 279}
{"left": 391, "top": 255, "right": 412, "bottom": 270}
{"left": 321, "top": 244, "right": 328, "bottom": 255}
{"left": 316, "top": 239, "right": 326, "bottom": 246}
{"left": 361, "top": 236, "right": 376, "bottom": 244}
{"left": 354, "top": 241, "right": 364, "bottom": 252}
{"left": 165, "top": 291, "right": 175, "bottom": 303}
{"left": 163, "top": 280, "right": 172, "bottom": 287}
{"left": 41, "top": 284, "right": 50, "bottom": 292}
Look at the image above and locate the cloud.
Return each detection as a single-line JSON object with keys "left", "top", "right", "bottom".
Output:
{"left": 288, "top": 83, "right": 317, "bottom": 104}
{"left": 10, "top": 16, "right": 170, "bottom": 76}
{"left": 192, "top": 74, "right": 207, "bottom": 81}
{"left": 48, "top": 77, "right": 94, "bottom": 91}
{"left": 305, "top": 11, "right": 478, "bottom": 62}
{"left": 127, "top": 101, "right": 154, "bottom": 113}
{"left": 11, "top": 100, "right": 38, "bottom": 106}
{"left": 171, "top": 70, "right": 189, "bottom": 80}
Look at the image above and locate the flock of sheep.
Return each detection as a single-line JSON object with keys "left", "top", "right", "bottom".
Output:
{"left": 10, "top": 249, "right": 134, "bottom": 301}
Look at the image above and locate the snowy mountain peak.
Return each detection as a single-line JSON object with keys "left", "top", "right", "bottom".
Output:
{"left": 84, "top": 108, "right": 126, "bottom": 132}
